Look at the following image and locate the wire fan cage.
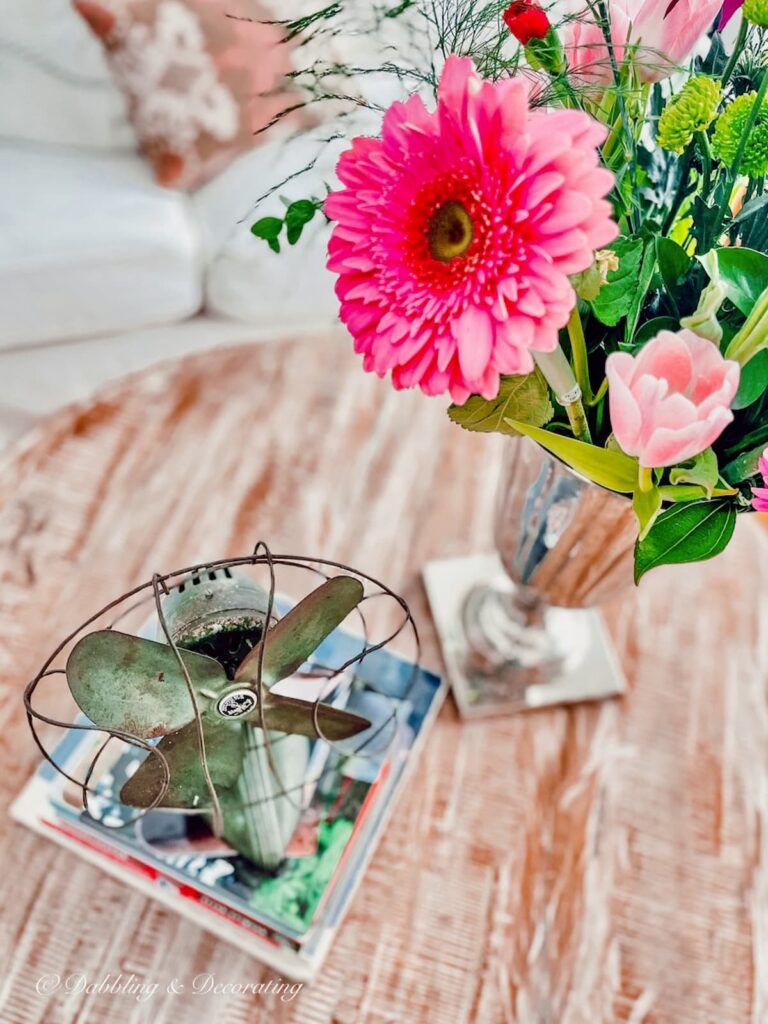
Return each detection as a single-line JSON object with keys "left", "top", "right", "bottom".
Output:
{"left": 24, "top": 541, "right": 420, "bottom": 871}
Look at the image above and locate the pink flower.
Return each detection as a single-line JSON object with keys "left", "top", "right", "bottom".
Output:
{"left": 564, "top": 0, "right": 722, "bottom": 84}
{"left": 325, "top": 57, "right": 617, "bottom": 404}
{"left": 751, "top": 450, "right": 768, "bottom": 512}
{"left": 606, "top": 329, "right": 740, "bottom": 468}
{"left": 719, "top": 0, "right": 744, "bottom": 29}
{"left": 632, "top": 0, "right": 723, "bottom": 78}
{"left": 564, "top": 5, "right": 632, "bottom": 86}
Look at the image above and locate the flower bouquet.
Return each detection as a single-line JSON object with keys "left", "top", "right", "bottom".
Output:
{"left": 253, "top": 0, "right": 768, "bottom": 590}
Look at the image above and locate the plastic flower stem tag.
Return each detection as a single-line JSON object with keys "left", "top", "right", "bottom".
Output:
{"left": 532, "top": 348, "right": 592, "bottom": 443}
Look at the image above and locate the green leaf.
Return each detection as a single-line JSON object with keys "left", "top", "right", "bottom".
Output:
{"left": 284, "top": 200, "right": 317, "bottom": 245}
{"left": 711, "top": 248, "right": 768, "bottom": 317}
{"left": 731, "top": 192, "right": 768, "bottom": 227}
{"left": 658, "top": 484, "right": 722, "bottom": 503}
{"left": 721, "top": 443, "right": 766, "bottom": 484}
{"left": 286, "top": 199, "right": 317, "bottom": 220}
{"left": 235, "top": 576, "right": 364, "bottom": 687}
{"left": 251, "top": 216, "right": 283, "bottom": 241}
{"left": 657, "top": 237, "right": 691, "bottom": 296}
{"left": 633, "top": 484, "right": 663, "bottom": 540}
{"left": 385, "top": 0, "right": 414, "bottom": 15}
{"left": 591, "top": 237, "right": 644, "bottom": 327}
{"left": 66, "top": 631, "right": 227, "bottom": 739}
{"left": 625, "top": 242, "right": 658, "bottom": 344}
{"left": 505, "top": 421, "right": 639, "bottom": 492}
{"left": 669, "top": 447, "right": 719, "bottom": 498}
{"left": 691, "top": 176, "right": 731, "bottom": 253}
{"left": 448, "top": 370, "right": 553, "bottom": 434}
{"left": 631, "top": 316, "right": 679, "bottom": 350}
{"left": 733, "top": 349, "right": 768, "bottom": 409}
{"left": 251, "top": 217, "right": 284, "bottom": 253}
{"left": 633, "top": 500, "right": 736, "bottom": 583}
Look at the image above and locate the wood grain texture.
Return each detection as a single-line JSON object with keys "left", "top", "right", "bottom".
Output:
{"left": 0, "top": 331, "right": 765, "bottom": 1024}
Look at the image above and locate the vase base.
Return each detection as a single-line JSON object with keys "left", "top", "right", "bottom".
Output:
{"left": 423, "top": 553, "right": 626, "bottom": 719}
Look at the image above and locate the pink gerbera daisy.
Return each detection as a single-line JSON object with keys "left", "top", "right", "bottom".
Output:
{"left": 752, "top": 449, "right": 768, "bottom": 512}
{"left": 325, "top": 56, "right": 618, "bottom": 404}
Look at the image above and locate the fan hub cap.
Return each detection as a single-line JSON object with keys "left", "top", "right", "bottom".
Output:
{"left": 216, "top": 686, "right": 258, "bottom": 718}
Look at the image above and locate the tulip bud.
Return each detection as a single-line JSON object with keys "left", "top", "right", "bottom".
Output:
{"left": 681, "top": 278, "right": 728, "bottom": 345}
{"left": 573, "top": 249, "right": 620, "bottom": 301}
{"left": 725, "top": 284, "right": 768, "bottom": 366}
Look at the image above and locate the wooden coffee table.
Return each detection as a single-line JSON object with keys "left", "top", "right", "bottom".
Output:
{"left": 0, "top": 331, "right": 764, "bottom": 1023}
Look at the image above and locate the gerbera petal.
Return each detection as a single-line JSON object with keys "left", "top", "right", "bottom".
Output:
{"left": 453, "top": 306, "right": 494, "bottom": 381}
{"left": 521, "top": 172, "right": 566, "bottom": 210}
{"left": 539, "top": 192, "right": 595, "bottom": 234}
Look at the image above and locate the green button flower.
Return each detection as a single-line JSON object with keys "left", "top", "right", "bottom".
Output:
{"left": 658, "top": 77, "right": 722, "bottom": 154}
{"left": 713, "top": 91, "right": 768, "bottom": 178}
{"left": 744, "top": 0, "right": 768, "bottom": 28}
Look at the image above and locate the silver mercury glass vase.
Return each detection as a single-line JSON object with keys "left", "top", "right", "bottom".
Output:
{"left": 425, "top": 437, "right": 637, "bottom": 716}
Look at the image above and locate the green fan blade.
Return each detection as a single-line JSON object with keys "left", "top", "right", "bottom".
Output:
{"left": 235, "top": 576, "right": 364, "bottom": 688}
{"left": 66, "top": 630, "right": 228, "bottom": 739}
{"left": 120, "top": 718, "right": 244, "bottom": 809}
{"left": 249, "top": 694, "right": 371, "bottom": 741}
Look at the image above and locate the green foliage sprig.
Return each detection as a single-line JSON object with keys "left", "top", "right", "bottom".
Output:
{"left": 252, "top": 199, "right": 323, "bottom": 253}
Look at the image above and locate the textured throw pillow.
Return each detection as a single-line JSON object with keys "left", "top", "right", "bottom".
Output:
{"left": 73, "top": 0, "right": 302, "bottom": 189}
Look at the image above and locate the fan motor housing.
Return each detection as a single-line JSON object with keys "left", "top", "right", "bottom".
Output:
{"left": 159, "top": 570, "right": 272, "bottom": 678}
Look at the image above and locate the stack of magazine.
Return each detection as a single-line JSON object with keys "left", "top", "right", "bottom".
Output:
{"left": 12, "top": 616, "right": 445, "bottom": 981}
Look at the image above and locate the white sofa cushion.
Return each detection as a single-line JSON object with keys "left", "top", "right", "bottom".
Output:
{"left": 204, "top": 211, "right": 338, "bottom": 332}
{"left": 195, "top": 131, "right": 344, "bottom": 330}
{"left": 197, "top": 104, "right": 389, "bottom": 331}
{"left": 0, "top": 143, "right": 203, "bottom": 349}
{"left": 0, "top": 0, "right": 134, "bottom": 150}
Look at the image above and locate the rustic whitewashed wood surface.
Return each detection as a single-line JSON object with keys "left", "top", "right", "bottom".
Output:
{"left": 0, "top": 332, "right": 766, "bottom": 1024}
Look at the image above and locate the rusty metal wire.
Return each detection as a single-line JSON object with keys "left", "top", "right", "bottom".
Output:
{"left": 23, "top": 540, "right": 420, "bottom": 844}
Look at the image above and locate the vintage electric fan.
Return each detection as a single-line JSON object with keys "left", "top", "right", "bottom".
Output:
{"left": 25, "top": 546, "right": 417, "bottom": 870}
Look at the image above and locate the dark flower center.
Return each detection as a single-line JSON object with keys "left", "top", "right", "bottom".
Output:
{"left": 427, "top": 201, "right": 474, "bottom": 263}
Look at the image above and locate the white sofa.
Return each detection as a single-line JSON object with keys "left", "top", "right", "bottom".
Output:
{"left": 0, "top": 0, "right": 357, "bottom": 350}
{"left": 0, "top": 129, "right": 351, "bottom": 350}
{"left": 0, "top": 0, "right": 385, "bottom": 446}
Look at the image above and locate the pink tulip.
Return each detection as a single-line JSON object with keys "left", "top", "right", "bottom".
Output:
{"left": 605, "top": 329, "right": 740, "bottom": 468}
{"left": 564, "top": 5, "right": 632, "bottom": 85}
{"left": 564, "top": 0, "right": 723, "bottom": 83}
{"left": 632, "top": 0, "right": 723, "bottom": 78}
